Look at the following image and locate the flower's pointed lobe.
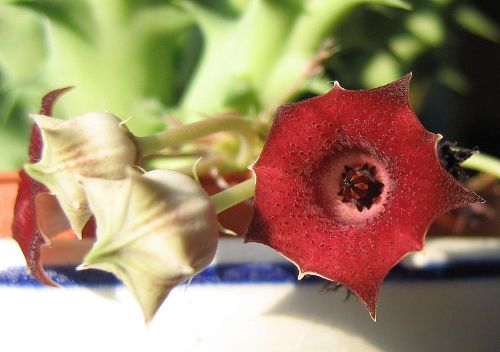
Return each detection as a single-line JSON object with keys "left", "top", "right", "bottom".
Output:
{"left": 12, "top": 87, "right": 73, "bottom": 286}
{"left": 245, "top": 75, "right": 483, "bottom": 319}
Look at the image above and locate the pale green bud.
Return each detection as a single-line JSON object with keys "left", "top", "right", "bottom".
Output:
{"left": 25, "top": 112, "right": 139, "bottom": 237}
{"left": 78, "top": 169, "right": 219, "bottom": 322}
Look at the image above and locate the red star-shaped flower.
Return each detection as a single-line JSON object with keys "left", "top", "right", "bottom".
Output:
{"left": 245, "top": 75, "right": 483, "bottom": 319}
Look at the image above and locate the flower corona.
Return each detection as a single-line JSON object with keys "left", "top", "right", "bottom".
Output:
{"left": 337, "top": 163, "right": 384, "bottom": 211}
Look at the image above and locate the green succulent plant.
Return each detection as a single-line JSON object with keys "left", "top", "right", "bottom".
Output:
{"left": 1, "top": 0, "right": 498, "bottom": 171}
{"left": 1, "top": 0, "right": 411, "bottom": 170}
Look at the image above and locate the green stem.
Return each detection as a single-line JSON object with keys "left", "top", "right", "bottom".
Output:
{"left": 259, "top": 0, "right": 359, "bottom": 110}
{"left": 210, "top": 177, "right": 256, "bottom": 214}
{"left": 462, "top": 153, "right": 500, "bottom": 179}
{"left": 178, "top": 0, "right": 294, "bottom": 122}
{"left": 260, "top": 0, "right": 410, "bottom": 110}
{"left": 136, "top": 116, "right": 257, "bottom": 169}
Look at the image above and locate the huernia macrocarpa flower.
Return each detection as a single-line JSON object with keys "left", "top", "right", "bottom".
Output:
{"left": 245, "top": 74, "right": 484, "bottom": 319}
{"left": 78, "top": 169, "right": 219, "bottom": 322}
{"left": 24, "top": 112, "right": 140, "bottom": 237}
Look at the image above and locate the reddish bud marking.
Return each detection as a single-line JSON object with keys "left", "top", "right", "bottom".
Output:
{"left": 12, "top": 87, "right": 73, "bottom": 286}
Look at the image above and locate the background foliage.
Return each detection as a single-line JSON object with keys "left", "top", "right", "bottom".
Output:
{"left": 0, "top": 0, "right": 498, "bottom": 171}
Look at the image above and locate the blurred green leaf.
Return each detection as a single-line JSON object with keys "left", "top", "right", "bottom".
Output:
{"left": 405, "top": 10, "right": 444, "bottom": 47}
{"left": 3, "top": 0, "right": 95, "bottom": 39}
{"left": 453, "top": 4, "right": 500, "bottom": 43}
{"left": 388, "top": 33, "right": 425, "bottom": 63}
{"left": 361, "top": 52, "right": 401, "bottom": 87}
{"left": 0, "top": 108, "right": 29, "bottom": 170}
{"left": 436, "top": 67, "right": 470, "bottom": 95}
{"left": 0, "top": 5, "right": 46, "bottom": 84}
{"left": 0, "top": 87, "right": 19, "bottom": 124}
{"left": 300, "top": 76, "right": 333, "bottom": 96}
{"left": 365, "top": 0, "right": 411, "bottom": 11}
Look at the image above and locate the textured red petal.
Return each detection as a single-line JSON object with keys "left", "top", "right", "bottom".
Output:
{"left": 245, "top": 75, "right": 483, "bottom": 319}
{"left": 12, "top": 87, "right": 73, "bottom": 286}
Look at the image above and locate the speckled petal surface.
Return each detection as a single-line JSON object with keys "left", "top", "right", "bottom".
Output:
{"left": 245, "top": 75, "right": 483, "bottom": 319}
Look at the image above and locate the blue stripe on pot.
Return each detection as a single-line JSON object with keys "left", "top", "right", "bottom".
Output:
{"left": 1, "top": 261, "right": 500, "bottom": 287}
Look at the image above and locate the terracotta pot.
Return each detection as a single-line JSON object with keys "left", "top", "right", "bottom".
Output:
{"left": 0, "top": 172, "right": 19, "bottom": 238}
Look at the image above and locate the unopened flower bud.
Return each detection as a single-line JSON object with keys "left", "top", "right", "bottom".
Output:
{"left": 25, "top": 112, "right": 139, "bottom": 236}
{"left": 78, "top": 169, "right": 218, "bottom": 322}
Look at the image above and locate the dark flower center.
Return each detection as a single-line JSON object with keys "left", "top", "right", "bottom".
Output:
{"left": 337, "top": 163, "right": 384, "bottom": 212}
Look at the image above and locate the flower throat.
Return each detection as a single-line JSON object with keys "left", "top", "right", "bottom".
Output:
{"left": 337, "top": 163, "right": 384, "bottom": 211}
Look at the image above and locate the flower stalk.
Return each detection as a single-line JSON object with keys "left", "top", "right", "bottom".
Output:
{"left": 461, "top": 153, "right": 500, "bottom": 179}
{"left": 211, "top": 177, "right": 256, "bottom": 214}
{"left": 136, "top": 115, "right": 259, "bottom": 170}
